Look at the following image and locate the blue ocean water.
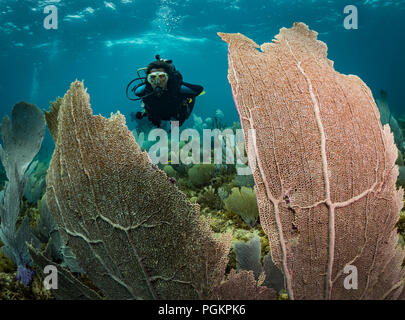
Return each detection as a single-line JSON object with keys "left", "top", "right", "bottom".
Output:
{"left": 0, "top": 0, "right": 404, "bottom": 157}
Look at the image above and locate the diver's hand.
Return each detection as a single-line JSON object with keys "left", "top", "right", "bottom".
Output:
{"left": 182, "top": 98, "right": 189, "bottom": 107}
{"left": 135, "top": 111, "right": 144, "bottom": 119}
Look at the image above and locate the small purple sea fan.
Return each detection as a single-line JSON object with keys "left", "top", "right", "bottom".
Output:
{"left": 15, "top": 265, "right": 35, "bottom": 286}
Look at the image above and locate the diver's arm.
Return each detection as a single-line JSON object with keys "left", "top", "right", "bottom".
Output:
{"left": 180, "top": 82, "right": 203, "bottom": 96}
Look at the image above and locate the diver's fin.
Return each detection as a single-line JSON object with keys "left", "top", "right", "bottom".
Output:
{"left": 198, "top": 91, "right": 206, "bottom": 96}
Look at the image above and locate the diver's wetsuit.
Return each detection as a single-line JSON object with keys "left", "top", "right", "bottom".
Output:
{"left": 135, "top": 81, "right": 203, "bottom": 127}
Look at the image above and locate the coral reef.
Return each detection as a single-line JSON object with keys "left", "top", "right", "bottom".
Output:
{"left": 5, "top": 22, "right": 405, "bottom": 301}
{"left": 187, "top": 163, "right": 215, "bottom": 187}
{"left": 162, "top": 164, "right": 178, "bottom": 178}
{"left": 0, "top": 270, "right": 53, "bottom": 300}
{"left": 233, "top": 173, "right": 255, "bottom": 188}
{"left": 219, "top": 22, "right": 405, "bottom": 299}
{"left": 223, "top": 187, "right": 259, "bottom": 227}
{"left": 197, "top": 185, "right": 223, "bottom": 210}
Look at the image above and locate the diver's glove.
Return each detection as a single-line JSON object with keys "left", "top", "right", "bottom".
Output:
{"left": 130, "top": 111, "right": 147, "bottom": 122}
{"left": 135, "top": 111, "right": 146, "bottom": 119}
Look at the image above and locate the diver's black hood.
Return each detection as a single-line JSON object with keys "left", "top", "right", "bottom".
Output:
{"left": 144, "top": 60, "right": 183, "bottom": 98}
{"left": 146, "top": 60, "right": 174, "bottom": 75}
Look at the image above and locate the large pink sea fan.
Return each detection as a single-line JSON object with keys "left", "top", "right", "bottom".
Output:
{"left": 218, "top": 22, "right": 405, "bottom": 300}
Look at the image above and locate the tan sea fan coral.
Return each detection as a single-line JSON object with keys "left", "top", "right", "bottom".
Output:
{"left": 44, "top": 80, "right": 231, "bottom": 300}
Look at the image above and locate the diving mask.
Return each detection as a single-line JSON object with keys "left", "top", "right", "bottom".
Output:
{"left": 147, "top": 71, "right": 168, "bottom": 87}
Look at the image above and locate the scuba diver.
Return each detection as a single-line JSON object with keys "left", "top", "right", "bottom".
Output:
{"left": 127, "top": 55, "right": 204, "bottom": 128}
